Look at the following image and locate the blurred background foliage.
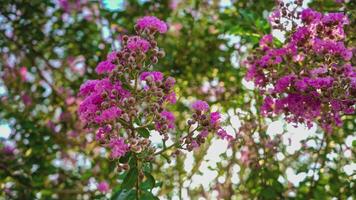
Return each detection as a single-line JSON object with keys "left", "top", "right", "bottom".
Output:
{"left": 0, "top": 0, "right": 355, "bottom": 199}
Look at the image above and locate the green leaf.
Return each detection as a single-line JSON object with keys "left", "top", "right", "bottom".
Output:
{"left": 137, "top": 128, "right": 150, "bottom": 138}
{"left": 142, "top": 162, "right": 152, "bottom": 173}
{"left": 261, "top": 187, "right": 277, "bottom": 199}
{"left": 140, "top": 191, "right": 158, "bottom": 200}
{"left": 140, "top": 173, "right": 155, "bottom": 191}
{"left": 119, "top": 152, "right": 132, "bottom": 163}
{"left": 112, "top": 189, "right": 136, "bottom": 200}
{"left": 121, "top": 167, "right": 138, "bottom": 190}
{"left": 352, "top": 140, "right": 356, "bottom": 148}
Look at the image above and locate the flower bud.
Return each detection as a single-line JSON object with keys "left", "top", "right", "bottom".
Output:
{"left": 187, "top": 119, "right": 195, "bottom": 126}
{"left": 101, "top": 91, "right": 108, "bottom": 98}
{"left": 151, "top": 56, "right": 158, "bottom": 64}
{"left": 122, "top": 113, "right": 130, "bottom": 122}
{"left": 122, "top": 163, "right": 130, "bottom": 171}
{"left": 111, "top": 89, "right": 118, "bottom": 96}
{"left": 157, "top": 50, "right": 165, "bottom": 58}
{"left": 122, "top": 35, "right": 129, "bottom": 41}
{"left": 201, "top": 119, "right": 210, "bottom": 126}
{"left": 131, "top": 145, "right": 142, "bottom": 153}
{"left": 128, "top": 97, "right": 136, "bottom": 105}
{"left": 101, "top": 101, "right": 109, "bottom": 109}
{"left": 150, "top": 41, "right": 157, "bottom": 48}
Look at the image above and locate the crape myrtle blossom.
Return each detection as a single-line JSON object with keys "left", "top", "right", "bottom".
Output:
{"left": 78, "top": 16, "right": 233, "bottom": 176}
{"left": 97, "top": 181, "right": 110, "bottom": 193}
{"left": 246, "top": 5, "right": 355, "bottom": 132}
{"left": 135, "top": 16, "right": 168, "bottom": 34}
{"left": 184, "top": 100, "right": 233, "bottom": 150}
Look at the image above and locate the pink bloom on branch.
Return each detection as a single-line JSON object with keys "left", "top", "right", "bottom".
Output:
{"left": 164, "top": 77, "right": 176, "bottom": 89}
{"left": 161, "top": 110, "right": 175, "bottom": 129}
{"left": 21, "top": 94, "right": 32, "bottom": 106}
{"left": 191, "top": 100, "right": 209, "bottom": 112}
{"left": 198, "top": 129, "right": 209, "bottom": 138}
{"left": 217, "top": 129, "right": 233, "bottom": 141}
{"left": 109, "top": 138, "right": 129, "bottom": 158}
{"left": 79, "top": 80, "right": 99, "bottom": 97}
{"left": 95, "top": 106, "right": 122, "bottom": 124}
{"left": 259, "top": 34, "right": 273, "bottom": 48}
{"left": 95, "top": 61, "right": 116, "bottom": 74}
{"left": 127, "top": 36, "right": 150, "bottom": 52}
{"left": 2, "top": 145, "right": 16, "bottom": 155}
{"left": 97, "top": 181, "right": 110, "bottom": 193}
{"left": 240, "top": 147, "right": 250, "bottom": 166}
{"left": 165, "top": 92, "right": 177, "bottom": 104}
{"left": 140, "top": 71, "right": 164, "bottom": 82}
{"left": 19, "top": 66, "right": 27, "bottom": 81}
{"left": 210, "top": 112, "right": 221, "bottom": 126}
{"left": 136, "top": 16, "right": 168, "bottom": 34}
{"left": 300, "top": 8, "right": 322, "bottom": 23}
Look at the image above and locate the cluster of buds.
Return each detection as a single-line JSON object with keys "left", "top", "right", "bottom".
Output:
{"left": 78, "top": 16, "right": 174, "bottom": 167}
{"left": 78, "top": 16, "right": 233, "bottom": 185}
{"left": 183, "top": 100, "right": 233, "bottom": 151}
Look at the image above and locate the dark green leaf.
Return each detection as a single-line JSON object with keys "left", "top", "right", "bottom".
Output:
{"left": 121, "top": 167, "right": 138, "bottom": 190}
{"left": 137, "top": 128, "right": 150, "bottom": 138}
{"left": 140, "top": 173, "right": 155, "bottom": 190}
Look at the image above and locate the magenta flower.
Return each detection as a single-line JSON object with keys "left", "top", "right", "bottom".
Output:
{"left": 259, "top": 34, "right": 273, "bottom": 48}
{"left": 140, "top": 71, "right": 164, "bottom": 82}
{"left": 136, "top": 16, "right": 168, "bottom": 34}
{"left": 78, "top": 78, "right": 129, "bottom": 124}
{"left": 210, "top": 112, "right": 221, "bottom": 126}
{"left": 97, "top": 181, "right": 110, "bottom": 193}
{"left": 109, "top": 138, "right": 129, "bottom": 158}
{"left": 20, "top": 66, "right": 27, "bottom": 81}
{"left": 95, "top": 106, "right": 122, "bottom": 124}
{"left": 217, "top": 129, "right": 233, "bottom": 141}
{"left": 191, "top": 100, "right": 209, "bottom": 112}
{"left": 165, "top": 92, "right": 177, "bottom": 104}
{"left": 95, "top": 60, "right": 116, "bottom": 74}
{"left": 198, "top": 129, "right": 209, "bottom": 138}
{"left": 78, "top": 80, "right": 99, "bottom": 97}
{"left": 2, "top": 145, "right": 16, "bottom": 155}
{"left": 127, "top": 36, "right": 150, "bottom": 52}
{"left": 164, "top": 77, "right": 176, "bottom": 89}
{"left": 161, "top": 110, "right": 175, "bottom": 129}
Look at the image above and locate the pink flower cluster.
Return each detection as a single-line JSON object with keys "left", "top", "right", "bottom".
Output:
{"left": 78, "top": 78, "right": 129, "bottom": 124}
{"left": 184, "top": 100, "right": 233, "bottom": 150}
{"left": 78, "top": 16, "right": 176, "bottom": 160}
{"left": 136, "top": 16, "right": 168, "bottom": 34}
{"left": 247, "top": 7, "right": 355, "bottom": 132}
{"left": 97, "top": 181, "right": 110, "bottom": 193}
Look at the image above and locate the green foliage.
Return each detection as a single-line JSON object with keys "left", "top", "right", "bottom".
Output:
{"left": 0, "top": 0, "right": 355, "bottom": 199}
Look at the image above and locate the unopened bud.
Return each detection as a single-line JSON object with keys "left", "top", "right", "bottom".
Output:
{"left": 122, "top": 163, "right": 130, "bottom": 171}
{"left": 151, "top": 56, "right": 158, "bottom": 64}
{"left": 128, "top": 97, "right": 136, "bottom": 105}
{"left": 101, "top": 91, "right": 108, "bottom": 98}
{"left": 122, "top": 35, "right": 129, "bottom": 41}
{"left": 157, "top": 50, "right": 165, "bottom": 58}
{"left": 111, "top": 89, "right": 118, "bottom": 96}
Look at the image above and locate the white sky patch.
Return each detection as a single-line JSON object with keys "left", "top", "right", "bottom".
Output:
{"left": 286, "top": 167, "right": 307, "bottom": 186}
{"left": 343, "top": 163, "right": 356, "bottom": 176}
{"left": 0, "top": 124, "right": 11, "bottom": 139}
{"left": 242, "top": 78, "right": 255, "bottom": 90}
{"left": 267, "top": 120, "right": 284, "bottom": 137}
{"left": 283, "top": 123, "right": 317, "bottom": 154}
